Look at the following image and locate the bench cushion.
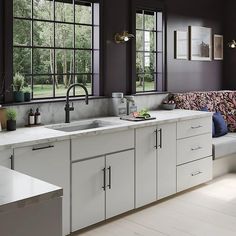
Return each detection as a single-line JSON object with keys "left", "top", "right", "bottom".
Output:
{"left": 213, "top": 134, "right": 236, "bottom": 159}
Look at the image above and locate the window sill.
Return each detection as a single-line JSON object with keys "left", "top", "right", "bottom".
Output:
{"left": 133, "top": 91, "right": 169, "bottom": 96}
{"left": 3, "top": 96, "right": 108, "bottom": 107}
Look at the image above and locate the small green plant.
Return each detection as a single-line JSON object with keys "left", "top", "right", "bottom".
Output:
{"left": 6, "top": 109, "right": 17, "bottom": 121}
{"left": 13, "top": 73, "right": 25, "bottom": 92}
{"left": 23, "top": 86, "right": 31, "bottom": 93}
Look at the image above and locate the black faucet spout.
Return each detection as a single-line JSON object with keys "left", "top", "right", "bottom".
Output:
{"left": 65, "top": 83, "right": 89, "bottom": 123}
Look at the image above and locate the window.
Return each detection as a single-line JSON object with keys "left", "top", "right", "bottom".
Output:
{"left": 13, "top": 0, "right": 100, "bottom": 99}
{"left": 135, "top": 10, "right": 163, "bottom": 93}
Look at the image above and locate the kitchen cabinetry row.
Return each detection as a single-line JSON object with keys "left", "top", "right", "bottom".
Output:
{"left": 0, "top": 116, "right": 213, "bottom": 235}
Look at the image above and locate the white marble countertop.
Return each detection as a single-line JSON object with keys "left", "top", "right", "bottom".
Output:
{"left": 0, "top": 166, "right": 62, "bottom": 213}
{"left": 0, "top": 109, "right": 212, "bottom": 151}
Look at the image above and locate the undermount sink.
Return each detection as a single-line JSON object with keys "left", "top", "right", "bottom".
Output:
{"left": 47, "top": 120, "right": 117, "bottom": 133}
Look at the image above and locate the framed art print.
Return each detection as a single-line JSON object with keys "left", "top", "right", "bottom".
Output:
{"left": 174, "top": 31, "right": 188, "bottom": 60}
{"left": 189, "top": 26, "right": 212, "bottom": 61}
{"left": 214, "top": 34, "right": 223, "bottom": 60}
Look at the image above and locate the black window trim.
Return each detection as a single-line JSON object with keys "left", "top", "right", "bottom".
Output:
{"left": 131, "top": 0, "right": 166, "bottom": 94}
{"left": 2, "top": 0, "right": 103, "bottom": 104}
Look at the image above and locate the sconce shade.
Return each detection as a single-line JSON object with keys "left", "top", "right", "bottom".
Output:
{"left": 228, "top": 40, "right": 236, "bottom": 48}
{"left": 114, "top": 31, "right": 135, "bottom": 44}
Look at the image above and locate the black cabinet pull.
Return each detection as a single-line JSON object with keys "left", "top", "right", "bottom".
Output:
{"left": 154, "top": 129, "right": 158, "bottom": 149}
{"left": 102, "top": 168, "right": 106, "bottom": 191}
{"left": 10, "top": 155, "right": 14, "bottom": 170}
{"left": 107, "top": 166, "right": 112, "bottom": 189}
{"left": 32, "top": 145, "right": 54, "bottom": 151}
{"left": 158, "top": 129, "right": 162, "bottom": 149}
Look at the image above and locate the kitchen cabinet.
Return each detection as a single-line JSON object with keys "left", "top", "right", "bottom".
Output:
{"left": 0, "top": 149, "right": 13, "bottom": 168}
{"left": 13, "top": 140, "right": 70, "bottom": 236}
{"left": 176, "top": 117, "right": 212, "bottom": 192}
{"left": 72, "top": 150, "right": 134, "bottom": 231}
{"left": 135, "top": 122, "right": 177, "bottom": 207}
{"left": 157, "top": 123, "right": 177, "bottom": 199}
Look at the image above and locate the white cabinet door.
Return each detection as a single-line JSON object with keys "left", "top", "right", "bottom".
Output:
{"left": 14, "top": 141, "right": 70, "bottom": 236}
{"left": 106, "top": 150, "right": 135, "bottom": 219}
{"left": 157, "top": 123, "right": 177, "bottom": 199}
{"left": 0, "top": 149, "right": 12, "bottom": 168}
{"left": 135, "top": 126, "right": 157, "bottom": 208}
{"left": 72, "top": 157, "right": 105, "bottom": 232}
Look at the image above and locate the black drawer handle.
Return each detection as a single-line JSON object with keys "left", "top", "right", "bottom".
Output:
{"left": 32, "top": 145, "right": 54, "bottom": 151}
{"left": 191, "top": 146, "right": 203, "bottom": 151}
{"left": 191, "top": 171, "right": 203, "bottom": 176}
{"left": 191, "top": 125, "right": 203, "bottom": 129}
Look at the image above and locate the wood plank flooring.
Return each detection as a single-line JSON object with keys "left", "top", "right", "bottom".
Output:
{"left": 76, "top": 174, "right": 236, "bottom": 236}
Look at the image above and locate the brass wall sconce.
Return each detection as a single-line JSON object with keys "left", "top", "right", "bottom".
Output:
{"left": 228, "top": 40, "right": 236, "bottom": 48}
{"left": 114, "top": 31, "right": 135, "bottom": 44}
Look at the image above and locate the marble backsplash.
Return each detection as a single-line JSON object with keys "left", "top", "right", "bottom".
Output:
{"left": 4, "top": 93, "right": 168, "bottom": 127}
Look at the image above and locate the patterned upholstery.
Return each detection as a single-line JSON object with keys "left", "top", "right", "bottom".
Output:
{"left": 171, "top": 91, "right": 236, "bottom": 132}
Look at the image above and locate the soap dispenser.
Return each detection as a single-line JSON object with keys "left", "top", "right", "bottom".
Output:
{"left": 111, "top": 93, "right": 127, "bottom": 117}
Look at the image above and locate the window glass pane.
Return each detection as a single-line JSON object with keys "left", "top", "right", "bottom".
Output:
{"left": 144, "top": 52, "right": 156, "bottom": 73}
{"left": 33, "top": 21, "right": 54, "bottom": 47}
{"left": 144, "top": 11, "right": 156, "bottom": 30}
{"left": 55, "top": 23, "right": 74, "bottom": 48}
{"left": 136, "top": 30, "right": 143, "bottom": 51}
{"left": 144, "top": 74, "right": 155, "bottom": 91}
{"left": 14, "top": 0, "right": 32, "bottom": 18}
{"left": 136, "top": 11, "right": 143, "bottom": 29}
{"left": 75, "top": 3, "right": 92, "bottom": 24}
{"left": 136, "top": 74, "right": 156, "bottom": 92}
{"left": 13, "top": 47, "right": 32, "bottom": 75}
{"left": 33, "top": 75, "right": 53, "bottom": 98}
{"left": 33, "top": 0, "right": 53, "bottom": 21}
{"left": 55, "top": 49, "right": 74, "bottom": 75}
{"left": 75, "top": 50, "right": 92, "bottom": 73}
{"left": 55, "top": 75, "right": 73, "bottom": 97}
{"left": 136, "top": 52, "right": 144, "bottom": 73}
{"left": 55, "top": 0, "right": 74, "bottom": 23}
{"left": 33, "top": 48, "right": 54, "bottom": 74}
{"left": 144, "top": 31, "right": 156, "bottom": 52}
{"left": 75, "top": 75, "right": 92, "bottom": 95}
{"left": 13, "top": 19, "right": 31, "bottom": 46}
{"left": 75, "top": 25, "right": 92, "bottom": 49}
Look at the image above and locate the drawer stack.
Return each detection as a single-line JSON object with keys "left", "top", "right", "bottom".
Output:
{"left": 176, "top": 117, "right": 213, "bottom": 192}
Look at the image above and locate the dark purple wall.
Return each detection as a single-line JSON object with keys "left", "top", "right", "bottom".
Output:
{"left": 103, "top": 0, "right": 224, "bottom": 95}
{"left": 223, "top": 0, "right": 236, "bottom": 90}
{"left": 166, "top": 0, "right": 224, "bottom": 92}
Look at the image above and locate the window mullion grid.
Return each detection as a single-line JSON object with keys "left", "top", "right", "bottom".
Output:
{"left": 73, "top": 0, "right": 76, "bottom": 96}
{"left": 155, "top": 12, "right": 158, "bottom": 91}
{"left": 91, "top": 3, "right": 94, "bottom": 95}
{"left": 31, "top": 0, "right": 34, "bottom": 99}
{"left": 53, "top": 0, "right": 56, "bottom": 98}
{"left": 142, "top": 10, "right": 145, "bottom": 92}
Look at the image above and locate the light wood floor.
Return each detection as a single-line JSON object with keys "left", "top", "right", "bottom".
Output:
{"left": 76, "top": 174, "right": 236, "bottom": 236}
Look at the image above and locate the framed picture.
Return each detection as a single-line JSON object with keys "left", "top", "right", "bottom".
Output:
{"left": 214, "top": 34, "right": 223, "bottom": 60}
{"left": 189, "top": 26, "right": 212, "bottom": 61}
{"left": 174, "top": 31, "right": 188, "bottom": 60}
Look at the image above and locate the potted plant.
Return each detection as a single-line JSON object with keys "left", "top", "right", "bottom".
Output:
{"left": 23, "top": 87, "right": 31, "bottom": 102}
{"left": 6, "top": 109, "right": 17, "bottom": 131}
{"left": 13, "top": 73, "right": 25, "bottom": 102}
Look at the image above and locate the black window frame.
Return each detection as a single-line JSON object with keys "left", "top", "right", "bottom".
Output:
{"left": 131, "top": 0, "right": 166, "bottom": 94}
{"left": 1, "top": 0, "right": 103, "bottom": 103}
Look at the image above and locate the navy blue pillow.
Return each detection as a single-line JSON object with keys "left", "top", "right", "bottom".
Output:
{"left": 213, "top": 112, "right": 228, "bottom": 137}
{"left": 200, "top": 107, "right": 215, "bottom": 137}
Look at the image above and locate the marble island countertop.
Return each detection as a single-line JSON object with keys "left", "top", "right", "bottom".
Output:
{"left": 0, "top": 109, "right": 212, "bottom": 151}
{"left": 0, "top": 165, "right": 62, "bottom": 213}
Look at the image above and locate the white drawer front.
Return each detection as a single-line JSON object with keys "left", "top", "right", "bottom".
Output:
{"left": 177, "top": 156, "right": 212, "bottom": 192}
{"left": 177, "top": 117, "right": 212, "bottom": 139}
{"left": 177, "top": 133, "right": 212, "bottom": 165}
{"left": 72, "top": 130, "right": 134, "bottom": 161}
